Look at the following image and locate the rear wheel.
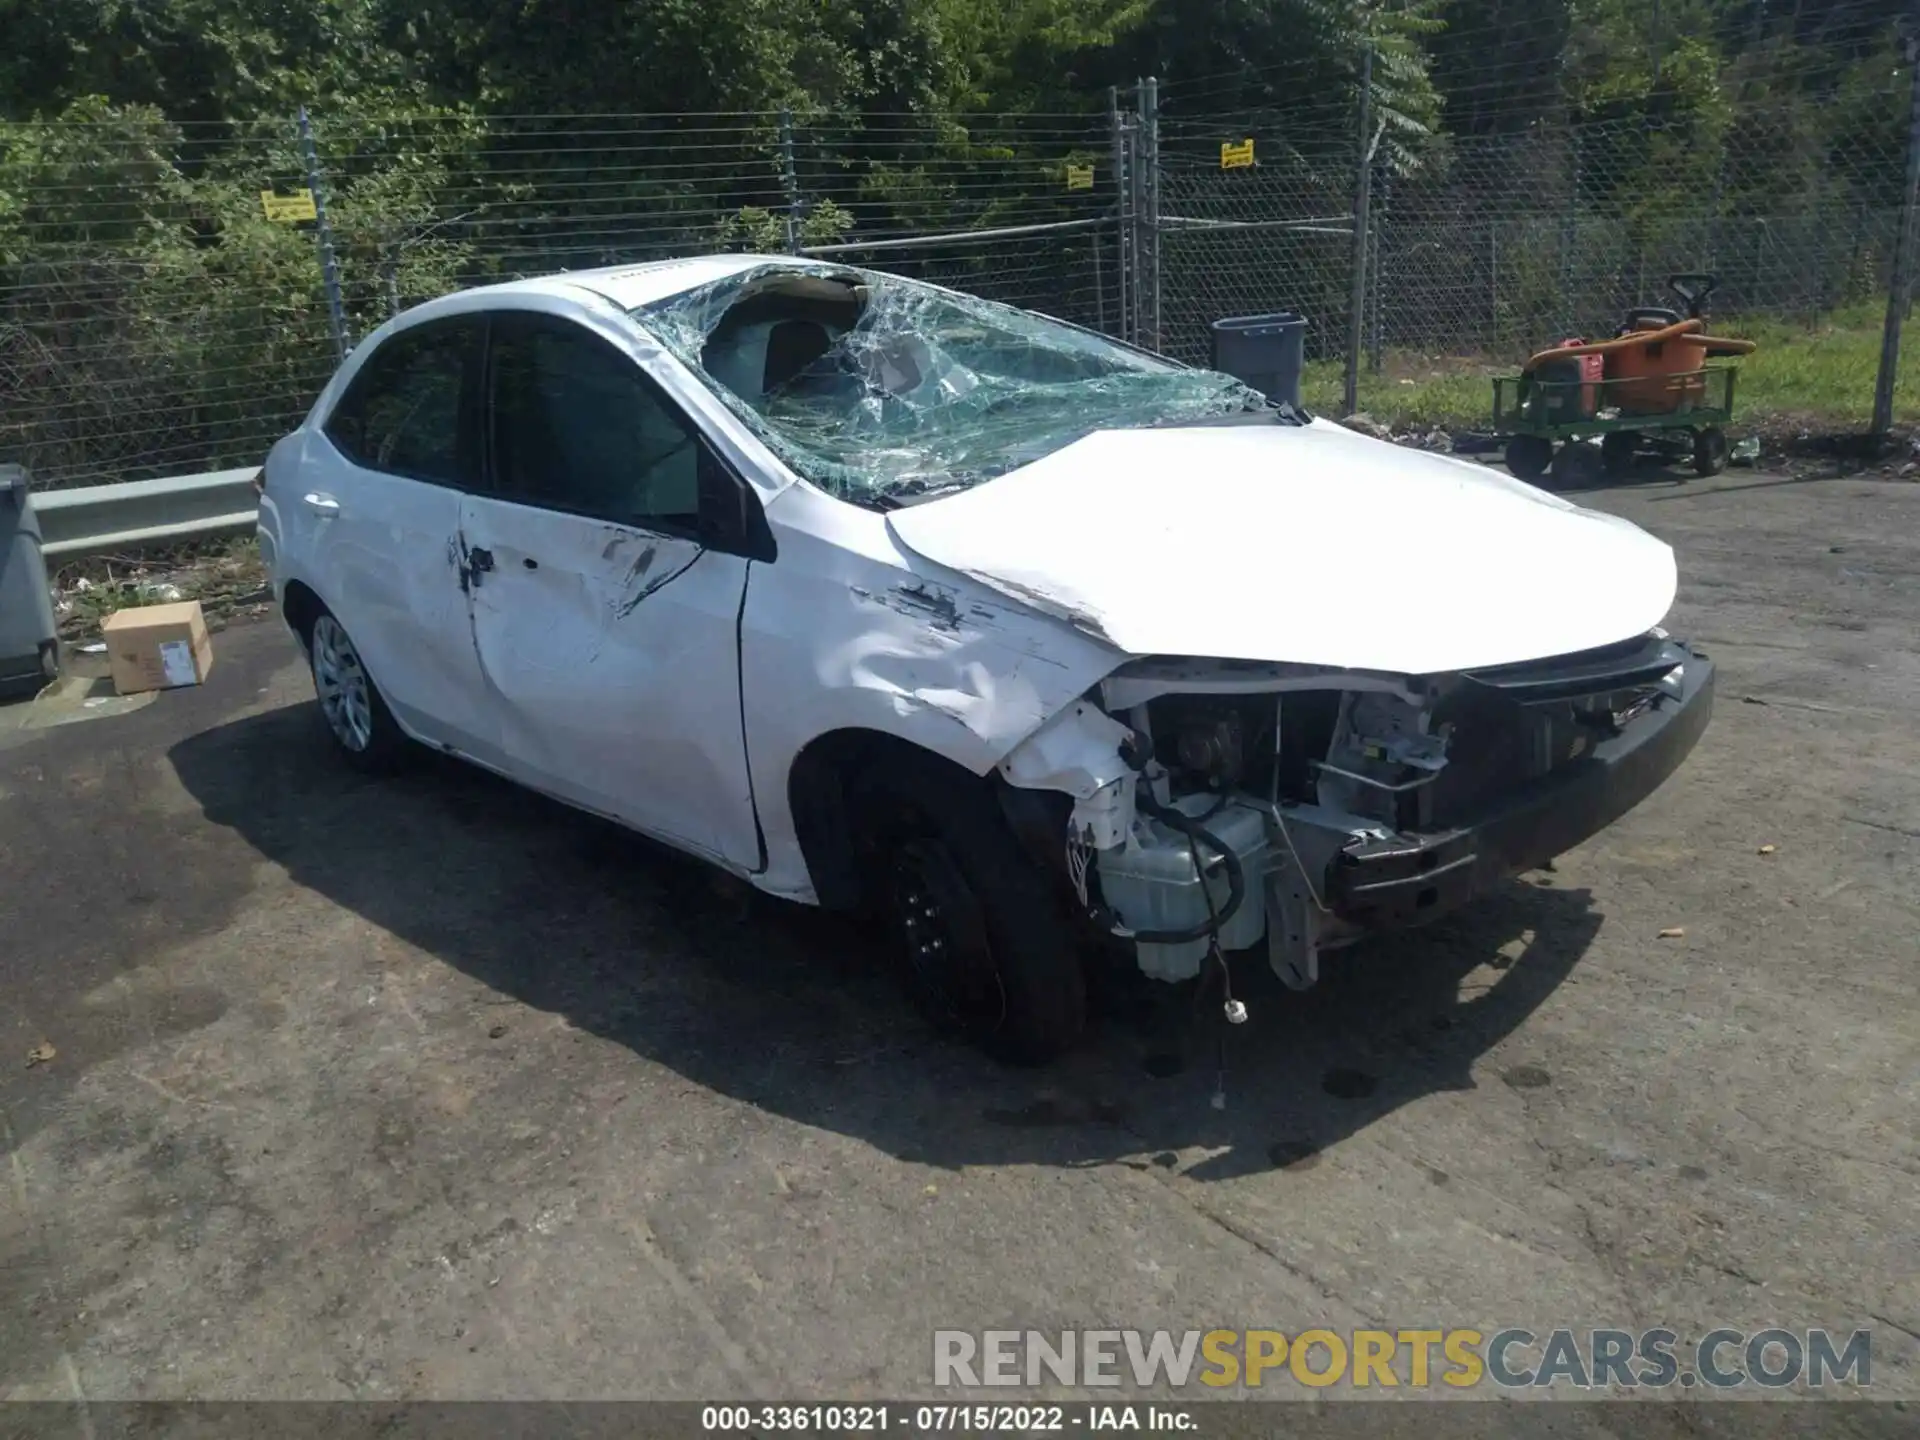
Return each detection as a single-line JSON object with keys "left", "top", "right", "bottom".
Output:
{"left": 308, "top": 611, "right": 407, "bottom": 772}
{"left": 851, "top": 754, "right": 1086, "bottom": 1065}
{"left": 1693, "top": 426, "right": 1729, "bottom": 477}
{"left": 1504, "top": 434, "right": 1553, "bottom": 480}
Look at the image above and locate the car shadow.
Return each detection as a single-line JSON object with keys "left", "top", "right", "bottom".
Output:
{"left": 168, "top": 703, "right": 1603, "bottom": 1181}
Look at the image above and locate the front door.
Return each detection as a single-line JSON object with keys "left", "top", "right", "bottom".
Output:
{"left": 459, "top": 309, "right": 759, "bottom": 867}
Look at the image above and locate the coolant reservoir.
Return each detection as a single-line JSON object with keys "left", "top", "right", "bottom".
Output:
{"left": 1096, "top": 796, "right": 1269, "bottom": 982}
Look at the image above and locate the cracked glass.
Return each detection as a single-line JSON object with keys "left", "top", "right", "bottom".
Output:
{"left": 636, "top": 262, "right": 1278, "bottom": 503}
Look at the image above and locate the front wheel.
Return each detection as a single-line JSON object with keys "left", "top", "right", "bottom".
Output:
{"left": 308, "top": 611, "right": 408, "bottom": 772}
{"left": 852, "top": 755, "right": 1086, "bottom": 1065}
{"left": 1505, "top": 434, "right": 1553, "bottom": 480}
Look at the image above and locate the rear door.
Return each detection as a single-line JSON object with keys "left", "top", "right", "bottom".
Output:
{"left": 457, "top": 308, "right": 763, "bottom": 866}
{"left": 309, "top": 315, "right": 500, "bottom": 762}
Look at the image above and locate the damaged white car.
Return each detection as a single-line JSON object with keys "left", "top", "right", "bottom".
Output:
{"left": 257, "top": 255, "right": 1714, "bottom": 1063}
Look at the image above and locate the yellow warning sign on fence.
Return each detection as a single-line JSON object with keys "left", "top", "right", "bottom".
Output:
{"left": 260, "top": 190, "right": 318, "bottom": 223}
{"left": 1065, "top": 164, "right": 1095, "bottom": 191}
{"left": 1220, "top": 139, "right": 1255, "bottom": 170}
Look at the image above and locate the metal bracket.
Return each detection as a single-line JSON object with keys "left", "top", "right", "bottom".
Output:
{"left": 1266, "top": 868, "right": 1322, "bottom": 990}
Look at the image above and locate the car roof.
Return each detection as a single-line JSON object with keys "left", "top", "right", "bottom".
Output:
{"left": 448, "top": 254, "right": 799, "bottom": 313}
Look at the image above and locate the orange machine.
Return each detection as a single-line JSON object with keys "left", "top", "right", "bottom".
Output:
{"left": 1497, "top": 275, "right": 1759, "bottom": 485}
{"left": 1523, "top": 317, "right": 1756, "bottom": 415}
{"left": 1520, "top": 276, "right": 1757, "bottom": 416}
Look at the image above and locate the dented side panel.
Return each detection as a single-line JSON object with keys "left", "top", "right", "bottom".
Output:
{"left": 739, "top": 482, "right": 1126, "bottom": 902}
{"left": 276, "top": 431, "right": 505, "bottom": 764}
{"left": 458, "top": 493, "right": 760, "bottom": 867}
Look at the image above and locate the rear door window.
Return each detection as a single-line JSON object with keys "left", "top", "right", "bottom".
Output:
{"left": 325, "top": 318, "right": 483, "bottom": 485}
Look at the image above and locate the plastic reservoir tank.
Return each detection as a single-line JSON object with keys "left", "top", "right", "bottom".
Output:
{"left": 1096, "top": 794, "right": 1270, "bottom": 982}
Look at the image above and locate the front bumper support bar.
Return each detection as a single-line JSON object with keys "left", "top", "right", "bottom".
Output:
{"left": 1325, "top": 646, "right": 1716, "bottom": 928}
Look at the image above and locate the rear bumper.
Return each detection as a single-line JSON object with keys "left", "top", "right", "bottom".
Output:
{"left": 1326, "top": 646, "right": 1715, "bottom": 927}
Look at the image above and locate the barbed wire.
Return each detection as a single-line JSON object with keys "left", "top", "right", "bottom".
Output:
{"left": 2, "top": 25, "right": 1913, "bottom": 489}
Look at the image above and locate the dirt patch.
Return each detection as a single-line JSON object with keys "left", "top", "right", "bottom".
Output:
{"left": 52, "top": 535, "right": 272, "bottom": 643}
{"left": 1750, "top": 421, "right": 1920, "bottom": 480}
{"left": 1345, "top": 409, "right": 1920, "bottom": 484}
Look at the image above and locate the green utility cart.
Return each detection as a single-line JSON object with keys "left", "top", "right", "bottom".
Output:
{"left": 1493, "top": 364, "right": 1742, "bottom": 489}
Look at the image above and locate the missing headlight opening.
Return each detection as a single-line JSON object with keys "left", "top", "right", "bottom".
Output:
{"left": 1002, "top": 632, "right": 1706, "bottom": 1000}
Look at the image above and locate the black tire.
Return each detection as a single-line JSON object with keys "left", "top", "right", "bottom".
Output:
{"left": 1693, "top": 426, "right": 1729, "bottom": 477}
{"left": 306, "top": 609, "right": 408, "bottom": 773}
{"left": 850, "top": 753, "right": 1086, "bottom": 1065}
{"left": 1504, "top": 434, "right": 1553, "bottom": 480}
{"left": 1601, "top": 430, "right": 1639, "bottom": 474}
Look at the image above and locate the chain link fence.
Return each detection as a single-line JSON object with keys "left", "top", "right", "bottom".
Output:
{"left": 0, "top": 114, "right": 337, "bottom": 489}
{"left": 1358, "top": 115, "right": 1911, "bottom": 355}
{"left": 4, "top": 48, "right": 1916, "bottom": 490}
{"left": 1155, "top": 117, "right": 1356, "bottom": 368}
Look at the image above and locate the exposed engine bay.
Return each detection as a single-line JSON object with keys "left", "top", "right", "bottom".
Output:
{"left": 1002, "top": 630, "right": 1710, "bottom": 995}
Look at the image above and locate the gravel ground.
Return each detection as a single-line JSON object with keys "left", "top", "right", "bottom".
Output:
{"left": 1, "top": 464, "right": 1917, "bottom": 1431}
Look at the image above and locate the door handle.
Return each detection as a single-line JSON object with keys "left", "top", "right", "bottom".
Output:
{"left": 460, "top": 545, "right": 495, "bottom": 591}
{"left": 303, "top": 492, "right": 341, "bottom": 517}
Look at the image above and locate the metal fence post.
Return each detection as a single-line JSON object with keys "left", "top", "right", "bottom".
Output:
{"left": 1560, "top": 130, "right": 1580, "bottom": 335}
{"left": 1489, "top": 222, "right": 1500, "bottom": 341}
{"left": 1091, "top": 220, "right": 1106, "bottom": 336}
{"left": 1108, "top": 87, "right": 1132, "bottom": 345}
{"left": 1139, "top": 76, "right": 1162, "bottom": 353}
{"left": 1368, "top": 159, "right": 1388, "bottom": 372}
{"left": 1126, "top": 106, "right": 1140, "bottom": 345}
{"left": 382, "top": 232, "right": 401, "bottom": 319}
{"left": 779, "top": 108, "right": 801, "bottom": 254}
{"left": 297, "top": 106, "right": 350, "bottom": 361}
{"left": 1344, "top": 45, "right": 1375, "bottom": 416}
{"left": 1872, "top": 29, "right": 1920, "bottom": 437}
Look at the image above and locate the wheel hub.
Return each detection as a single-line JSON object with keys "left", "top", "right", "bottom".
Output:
{"left": 890, "top": 839, "right": 1005, "bottom": 1036}
{"left": 311, "top": 615, "right": 373, "bottom": 753}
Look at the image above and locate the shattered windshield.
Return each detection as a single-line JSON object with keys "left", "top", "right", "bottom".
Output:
{"left": 635, "top": 262, "right": 1281, "bottom": 503}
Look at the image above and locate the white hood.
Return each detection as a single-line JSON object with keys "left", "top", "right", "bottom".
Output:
{"left": 885, "top": 419, "right": 1678, "bottom": 676}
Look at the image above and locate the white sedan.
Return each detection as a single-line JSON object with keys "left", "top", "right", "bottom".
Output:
{"left": 258, "top": 255, "right": 1714, "bottom": 1063}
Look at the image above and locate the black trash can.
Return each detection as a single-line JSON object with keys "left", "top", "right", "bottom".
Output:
{"left": 1210, "top": 312, "right": 1308, "bottom": 412}
{"left": 0, "top": 464, "right": 60, "bottom": 700}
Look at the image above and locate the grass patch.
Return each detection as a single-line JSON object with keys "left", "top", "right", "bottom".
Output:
{"left": 1299, "top": 305, "right": 1915, "bottom": 433}
{"left": 1728, "top": 306, "right": 1917, "bottom": 426}
{"left": 1302, "top": 357, "right": 1495, "bottom": 429}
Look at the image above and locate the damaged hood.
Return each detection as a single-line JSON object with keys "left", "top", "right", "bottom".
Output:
{"left": 885, "top": 420, "right": 1679, "bottom": 676}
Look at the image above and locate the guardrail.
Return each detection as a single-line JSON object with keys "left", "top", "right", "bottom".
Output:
{"left": 35, "top": 469, "right": 260, "bottom": 559}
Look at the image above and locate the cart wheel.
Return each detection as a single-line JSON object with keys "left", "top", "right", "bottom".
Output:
{"left": 1549, "top": 441, "right": 1600, "bottom": 490}
{"left": 1601, "top": 431, "right": 1639, "bottom": 475}
{"left": 1693, "top": 426, "right": 1729, "bottom": 477}
{"left": 1505, "top": 434, "right": 1553, "bottom": 480}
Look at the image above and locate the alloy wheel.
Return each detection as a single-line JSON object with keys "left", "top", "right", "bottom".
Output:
{"left": 311, "top": 615, "right": 374, "bottom": 753}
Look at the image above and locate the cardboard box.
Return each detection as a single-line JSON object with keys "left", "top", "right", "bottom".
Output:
{"left": 100, "top": 600, "right": 215, "bottom": 695}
